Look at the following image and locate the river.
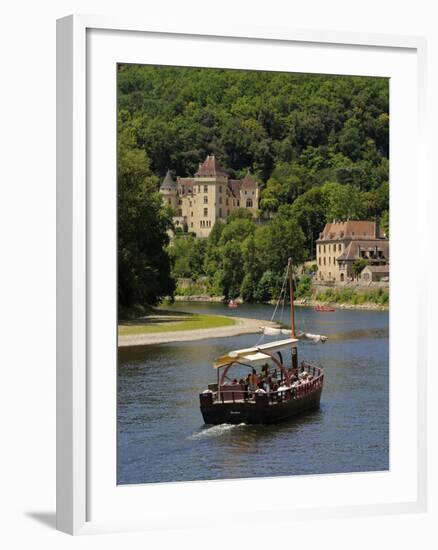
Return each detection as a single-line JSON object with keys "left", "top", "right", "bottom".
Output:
{"left": 117, "top": 302, "right": 389, "bottom": 484}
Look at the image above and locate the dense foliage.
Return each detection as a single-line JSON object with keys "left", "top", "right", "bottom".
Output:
{"left": 118, "top": 65, "right": 389, "bottom": 304}
{"left": 170, "top": 209, "right": 306, "bottom": 300}
{"left": 118, "top": 120, "right": 175, "bottom": 309}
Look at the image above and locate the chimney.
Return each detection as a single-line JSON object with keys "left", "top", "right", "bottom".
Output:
{"left": 375, "top": 217, "right": 380, "bottom": 239}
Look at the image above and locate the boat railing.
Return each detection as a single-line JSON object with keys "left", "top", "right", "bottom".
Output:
{"left": 201, "top": 364, "right": 324, "bottom": 405}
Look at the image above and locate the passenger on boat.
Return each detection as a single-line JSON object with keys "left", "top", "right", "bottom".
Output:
{"left": 249, "top": 369, "right": 260, "bottom": 392}
{"left": 255, "top": 383, "right": 266, "bottom": 394}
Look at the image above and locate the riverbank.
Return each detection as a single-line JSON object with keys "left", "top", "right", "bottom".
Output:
{"left": 118, "top": 313, "right": 278, "bottom": 347}
{"left": 174, "top": 295, "right": 388, "bottom": 311}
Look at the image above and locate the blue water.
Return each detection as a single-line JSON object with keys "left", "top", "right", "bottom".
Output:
{"left": 117, "top": 303, "right": 389, "bottom": 484}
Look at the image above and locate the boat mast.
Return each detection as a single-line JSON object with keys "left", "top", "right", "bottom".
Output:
{"left": 288, "top": 257, "right": 296, "bottom": 337}
{"left": 288, "top": 257, "right": 298, "bottom": 373}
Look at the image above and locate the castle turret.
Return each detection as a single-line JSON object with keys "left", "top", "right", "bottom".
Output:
{"left": 159, "top": 170, "right": 178, "bottom": 210}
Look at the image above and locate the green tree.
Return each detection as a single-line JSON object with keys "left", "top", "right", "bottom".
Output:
{"left": 118, "top": 122, "right": 175, "bottom": 308}
{"left": 168, "top": 234, "right": 206, "bottom": 278}
{"left": 321, "top": 182, "right": 365, "bottom": 221}
{"left": 352, "top": 259, "right": 369, "bottom": 279}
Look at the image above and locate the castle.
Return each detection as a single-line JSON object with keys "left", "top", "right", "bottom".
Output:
{"left": 316, "top": 220, "right": 389, "bottom": 282}
{"left": 159, "top": 154, "right": 259, "bottom": 237}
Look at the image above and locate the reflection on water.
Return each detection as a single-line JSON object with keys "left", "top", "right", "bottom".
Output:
{"left": 118, "top": 304, "right": 389, "bottom": 484}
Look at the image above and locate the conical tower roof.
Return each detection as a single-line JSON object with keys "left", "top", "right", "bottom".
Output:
{"left": 160, "top": 169, "right": 176, "bottom": 190}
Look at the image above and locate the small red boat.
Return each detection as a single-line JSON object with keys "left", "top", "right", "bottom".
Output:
{"left": 314, "top": 305, "right": 336, "bottom": 312}
{"left": 228, "top": 299, "right": 238, "bottom": 309}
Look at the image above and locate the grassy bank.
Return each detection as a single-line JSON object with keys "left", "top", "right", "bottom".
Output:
{"left": 313, "top": 287, "right": 389, "bottom": 307}
{"left": 118, "top": 309, "right": 235, "bottom": 336}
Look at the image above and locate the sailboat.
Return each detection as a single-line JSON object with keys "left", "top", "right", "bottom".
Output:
{"left": 199, "top": 258, "right": 326, "bottom": 425}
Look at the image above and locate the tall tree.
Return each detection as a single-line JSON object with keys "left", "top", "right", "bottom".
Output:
{"left": 118, "top": 120, "right": 175, "bottom": 308}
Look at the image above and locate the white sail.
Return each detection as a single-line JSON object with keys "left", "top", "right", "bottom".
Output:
{"left": 261, "top": 326, "right": 291, "bottom": 336}
{"left": 296, "top": 330, "right": 328, "bottom": 343}
{"left": 260, "top": 326, "right": 327, "bottom": 343}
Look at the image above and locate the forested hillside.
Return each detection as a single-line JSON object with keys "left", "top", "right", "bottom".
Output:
{"left": 118, "top": 65, "right": 389, "bottom": 306}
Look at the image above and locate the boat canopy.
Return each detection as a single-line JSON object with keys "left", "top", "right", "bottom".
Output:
{"left": 213, "top": 338, "right": 298, "bottom": 369}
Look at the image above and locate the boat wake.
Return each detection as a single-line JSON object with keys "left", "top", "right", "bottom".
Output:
{"left": 189, "top": 423, "right": 247, "bottom": 440}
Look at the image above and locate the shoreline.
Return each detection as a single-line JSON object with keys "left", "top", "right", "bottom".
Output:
{"left": 118, "top": 316, "right": 278, "bottom": 347}
{"left": 174, "top": 295, "right": 388, "bottom": 311}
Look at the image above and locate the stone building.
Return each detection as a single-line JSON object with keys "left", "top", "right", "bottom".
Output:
{"left": 360, "top": 265, "right": 390, "bottom": 283}
{"left": 316, "top": 220, "right": 389, "bottom": 283}
{"left": 159, "top": 154, "right": 259, "bottom": 238}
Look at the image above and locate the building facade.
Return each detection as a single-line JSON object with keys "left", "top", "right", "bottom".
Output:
{"left": 159, "top": 155, "right": 259, "bottom": 238}
{"left": 316, "top": 220, "right": 389, "bottom": 283}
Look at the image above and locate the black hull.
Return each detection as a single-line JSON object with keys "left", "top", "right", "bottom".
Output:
{"left": 200, "top": 386, "right": 322, "bottom": 425}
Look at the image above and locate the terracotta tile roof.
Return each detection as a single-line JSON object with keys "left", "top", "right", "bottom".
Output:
{"left": 363, "top": 265, "right": 390, "bottom": 273}
{"left": 337, "top": 240, "right": 390, "bottom": 262}
{"left": 177, "top": 177, "right": 194, "bottom": 195}
{"left": 240, "top": 171, "right": 257, "bottom": 189}
{"left": 228, "top": 179, "right": 242, "bottom": 198}
{"left": 317, "top": 220, "right": 386, "bottom": 241}
{"left": 195, "top": 154, "right": 228, "bottom": 177}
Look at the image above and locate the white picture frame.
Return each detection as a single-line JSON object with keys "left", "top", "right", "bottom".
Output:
{"left": 57, "top": 14, "right": 428, "bottom": 535}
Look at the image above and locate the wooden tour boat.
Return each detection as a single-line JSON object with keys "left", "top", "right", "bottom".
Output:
{"left": 199, "top": 259, "right": 326, "bottom": 425}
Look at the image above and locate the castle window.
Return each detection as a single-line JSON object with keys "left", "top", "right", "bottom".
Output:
{"left": 198, "top": 185, "right": 201, "bottom": 193}
{"left": 204, "top": 185, "right": 208, "bottom": 193}
{"left": 219, "top": 186, "right": 222, "bottom": 193}
{"left": 246, "top": 198, "right": 253, "bottom": 208}
{"left": 318, "top": 258, "right": 321, "bottom": 265}
{"left": 190, "top": 222, "right": 193, "bottom": 228}
{"left": 168, "top": 199, "right": 171, "bottom": 205}
{"left": 244, "top": 190, "right": 247, "bottom": 195}
{"left": 338, "top": 244, "right": 342, "bottom": 251}
{"left": 204, "top": 195, "right": 208, "bottom": 204}
{"left": 329, "top": 257, "right": 331, "bottom": 265}
{"left": 219, "top": 196, "right": 222, "bottom": 204}
{"left": 204, "top": 208, "right": 208, "bottom": 217}
{"left": 323, "top": 245, "right": 326, "bottom": 253}
{"left": 181, "top": 186, "right": 185, "bottom": 194}
{"left": 191, "top": 211, "right": 193, "bottom": 217}
{"left": 324, "top": 258, "right": 326, "bottom": 265}
{"left": 226, "top": 198, "right": 229, "bottom": 206}
{"left": 237, "top": 200, "right": 240, "bottom": 207}
{"left": 178, "top": 209, "right": 182, "bottom": 216}
{"left": 178, "top": 199, "right": 182, "bottom": 205}
{"left": 219, "top": 208, "right": 222, "bottom": 217}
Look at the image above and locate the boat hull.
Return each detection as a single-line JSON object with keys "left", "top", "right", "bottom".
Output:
{"left": 200, "top": 386, "right": 322, "bottom": 425}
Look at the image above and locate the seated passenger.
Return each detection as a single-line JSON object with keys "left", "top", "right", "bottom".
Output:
{"left": 255, "top": 382, "right": 266, "bottom": 394}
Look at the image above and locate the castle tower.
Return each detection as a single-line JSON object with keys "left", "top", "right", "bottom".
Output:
{"left": 193, "top": 155, "right": 229, "bottom": 237}
{"left": 239, "top": 171, "right": 259, "bottom": 214}
{"left": 159, "top": 170, "right": 178, "bottom": 211}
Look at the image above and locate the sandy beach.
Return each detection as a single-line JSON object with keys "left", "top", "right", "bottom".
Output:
{"left": 118, "top": 316, "right": 278, "bottom": 347}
